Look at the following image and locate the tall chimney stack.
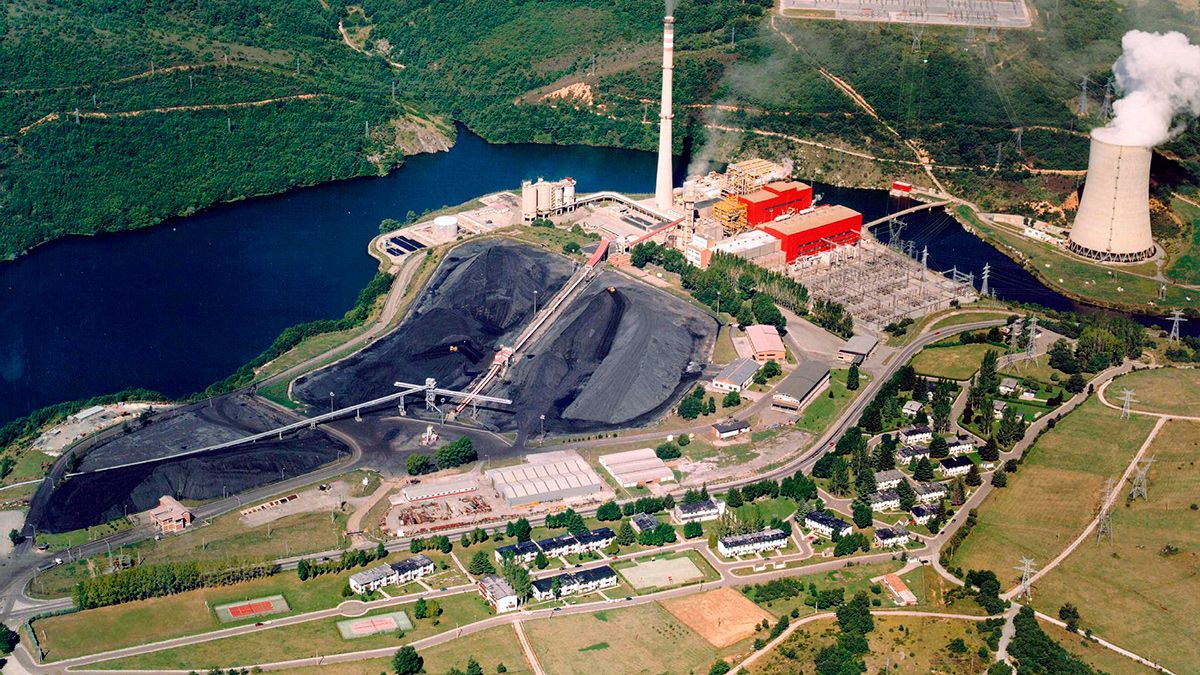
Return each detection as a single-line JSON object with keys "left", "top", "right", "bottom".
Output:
{"left": 654, "top": 15, "right": 675, "bottom": 212}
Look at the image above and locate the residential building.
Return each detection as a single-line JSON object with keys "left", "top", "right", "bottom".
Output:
{"left": 573, "top": 527, "right": 616, "bottom": 552}
{"left": 938, "top": 456, "right": 974, "bottom": 477}
{"left": 837, "top": 335, "right": 878, "bottom": 364}
{"left": 881, "top": 573, "right": 918, "bottom": 606}
{"left": 947, "top": 435, "right": 976, "bottom": 457}
{"left": 630, "top": 513, "right": 659, "bottom": 533}
{"left": 530, "top": 565, "right": 619, "bottom": 602}
{"left": 901, "top": 400, "right": 923, "bottom": 418}
{"left": 744, "top": 324, "right": 787, "bottom": 363}
{"left": 392, "top": 554, "right": 435, "bottom": 585}
{"left": 349, "top": 564, "right": 398, "bottom": 594}
{"left": 899, "top": 425, "right": 933, "bottom": 446}
{"left": 803, "top": 511, "right": 852, "bottom": 539}
{"left": 896, "top": 445, "right": 930, "bottom": 464}
{"left": 717, "top": 528, "right": 789, "bottom": 557}
{"left": 999, "top": 377, "right": 1021, "bottom": 396}
{"left": 867, "top": 490, "right": 901, "bottom": 512}
{"left": 874, "top": 469, "right": 905, "bottom": 491}
{"left": 913, "top": 482, "right": 948, "bottom": 504}
{"left": 711, "top": 419, "right": 751, "bottom": 441}
{"left": 536, "top": 534, "right": 580, "bottom": 559}
{"left": 149, "top": 495, "right": 192, "bottom": 534}
{"left": 770, "top": 361, "right": 831, "bottom": 412}
{"left": 874, "top": 527, "right": 910, "bottom": 548}
{"left": 494, "top": 540, "right": 541, "bottom": 564}
{"left": 993, "top": 400, "right": 1008, "bottom": 419}
{"left": 711, "top": 358, "right": 760, "bottom": 393}
{"left": 674, "top": 499, "right": 726, "bottom": 524}
{"left": 478, "top": 574, "right": 520, "bottom": 613}
{"left": 910, "top": 505, "right": 939, "bottom": 526}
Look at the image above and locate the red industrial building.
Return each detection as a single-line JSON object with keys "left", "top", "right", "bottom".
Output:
{"left": 756, "top": 205, "right": 863, "bottom": 263}
{"left": 737, "top": 181, "right": 813, "bottom": 226}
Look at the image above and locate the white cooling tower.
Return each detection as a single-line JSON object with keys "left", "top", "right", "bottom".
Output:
{"left": 654, "top": 16, "right": 675, "bottom": 212}
{"left": 1068, "top": 133, "right": 1156, "bottom": 263}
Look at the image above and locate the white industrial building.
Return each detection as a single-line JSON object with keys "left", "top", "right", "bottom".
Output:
{"left": 717, "top": 528, "right": 789, "bottom": 557}
{"left": 837, "top": 335, "right": 878, "bottom": 364}
{"left": 771, "top": 361, "right": 831, "bottom": 413}
{"left": 1068, "top": 133, "right": 1156, "bottom": 262}
{"left": 711, "top": 358, "right": 760, "bottom": 393}
{"left": 599, "top": 447, "right": 675, "bottom": 487}
{"left": 486, "top": 454, "right": 604, "bottom": 506}
{"left": 398, "top": 477, "right": 477, "bottom": 503}
{"left": 521, "top": 177, "right": 578, "bottom": 222}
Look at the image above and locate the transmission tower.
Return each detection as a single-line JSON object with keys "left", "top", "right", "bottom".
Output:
{"left": 1015, "top": 127, "right": 1023, "bottom": 153}
{"left": 921, "top": 246, "right": 928, "bottom": 272}
{"left": 1024, "top": 316, "right": 1038, "bottom": 360}
{"left": 1100, "top": 79, "right": 1114, "bottom": 120}
{"left": 911, "top": 24, "right": 925, "bottom": 52}
{"left": 1078, "top": 76, "right": 1089, "bottom": 116}
{"left": 1014, "top": 558, "right": 1037, "bottom": 603}
{"left": 1129, "top": 456, "right": 1156, "bottom": 501}
{"left": 1008, "top": 321, "right": 1021, "bottom": 354}
{"left": 1117, "top": 388, "right": 1137, "bottom": 419}
{"left": 1096, "top": 478, "right": 1116, "bottom": 543}
{"left": 1168, "top": 309, "right": 1187, "bottom": 342}
{"left": 980, "top": 263, "right": 990, "bottom": 297}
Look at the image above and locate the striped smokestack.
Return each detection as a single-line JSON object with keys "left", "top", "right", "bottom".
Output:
{"left": 654, "top": 15, "right": 675, "bottom": 212}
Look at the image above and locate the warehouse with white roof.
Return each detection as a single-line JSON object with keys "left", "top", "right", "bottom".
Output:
{"left": 485, "top": 454, "right": 604, "bottom": 506}
{"left": 598, "top": 447, "right": 676, "bottom": 487}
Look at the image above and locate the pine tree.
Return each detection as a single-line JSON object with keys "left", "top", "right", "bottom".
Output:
{"left": 533, "top": 551, "right": 548, "bottom": 569}
{"left": 726, "top": 487, "right": 744, "bottom": 507}
{"left": 951, "top": 478, "right": 966, "bottom": 506}
{"left": 965, "top": 463, "right": 982, "bottom": 487}
{"left": 829, "top": 458, "right": 851, "bottom": 496}
{"left": 896, "top": 479, "right": 916, "bottom": 511}
{"left": 616, "top": 520, "right": 636, "bottom": 545}
{"left": 914, "top": 457, "right": 935, "bottom": 482}
{"left": 846, "top": 364, "right": 860, "bottom": 390}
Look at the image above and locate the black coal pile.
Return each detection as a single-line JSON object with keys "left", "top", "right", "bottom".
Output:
{"left": 488, "top": 271, "right": 715, "bottom": 443}
{"left": 293, "top": 239, "right": 574, "bottom": 408}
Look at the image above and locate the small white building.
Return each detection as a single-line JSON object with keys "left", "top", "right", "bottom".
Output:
{"left": 882, "top": 573, "right": 918, "bottom": 606}
{"left": 803, "top": 512, "right": 852, "bottom": 539}
{"left": 349, "top": 564, "right": 398, "bottom": 594}
{"left": 838, "top": 335, "right": 878, "bottom": 364}
{"left": 901, "top": 400, "right": 923, "bottom": 418}
{"left": 717, "top": 528, "right": 789, "bottom": 557}
{"left": 478, "top": 574, "right": 520, "bottom": 613}
{"left": 993, "top": 400, "right": 1008, "bottom": 419}
{"left": 711, "top": 358, "right": 760, "bottom": 393}
{"left": 630, "top": 513, "right": 660, "bottom": 533}
{"left": 674, "top": 499, "right": 726, "bottom": 524}
{"left": 913, "top": 482, "right": 948, "bottom": 504}
{"left": 896, "top": 445, "right": 930, "bottom": 464}
{"left": 711, "top": 419, "right": 751, "bottom": 441}
{"left": 868, "top": 490, "right": 901, "bottom": 512}
{"left": 874, "top": 469, "right": 905, "bottom": 491}
{"left": 910, "top": 505, "right": 939, "bottom": 525}
{"left": 938, "top": 456, "right": 974, "bottom": 477}
{"left": 947, "top": 435, "right": 976, "bottom": 457}
{"left": 874, "top": 527, "right": 910, "bottom": 548}
{"left": 899, "top": 425, "right": 933, "bottom": 446}
{"left": 999, "top": 377, "right": 1021, "bottom": 396}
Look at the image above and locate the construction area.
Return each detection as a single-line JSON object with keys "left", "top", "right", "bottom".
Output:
{"left": 780, "top": 0, "right": 1032, "bottom": 28}
{"left": 792, "top": 234, "right": 977, "bottom": 331}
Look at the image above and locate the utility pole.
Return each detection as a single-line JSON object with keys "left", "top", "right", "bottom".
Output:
{"left": 1168, "top": 309, "right": 1186, "bottom": 342}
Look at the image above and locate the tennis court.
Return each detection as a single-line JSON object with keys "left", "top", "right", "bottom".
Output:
{"left": 213, "top": 595, "right": 290, "bottom": 623}
{"left": 336, "top": 611, "right": 414, "bottom": 639}
{"left": 618, "top": 556, "right": 703, "bottom": 590}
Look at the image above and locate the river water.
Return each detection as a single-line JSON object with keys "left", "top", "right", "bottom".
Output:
{"left": 0, "top": 126, "right": 1181, "bottom": 426}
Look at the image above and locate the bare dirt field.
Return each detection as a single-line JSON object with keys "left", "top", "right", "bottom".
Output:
{"left": 662, "top": 587, "right": 773, "bottom": 648}
{"left": 619, "top": 556, "right": 704, "bottom": 590}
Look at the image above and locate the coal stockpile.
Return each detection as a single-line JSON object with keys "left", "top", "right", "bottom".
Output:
{"left": 487, "top": 271, "right": 715, "bottom": 443}
{"left": 293, "top": 239, "right": 574, "bottom": 408}
{"left": 30, "top": 393, "right": 347, "bottom": 533}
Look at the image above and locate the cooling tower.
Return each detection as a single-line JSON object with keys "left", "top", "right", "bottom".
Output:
{"left": 1068, "top": 133, "right": 1156, "bottom": 263}
{"left": 654, "top": 15, "right": 675, "bottom": 212}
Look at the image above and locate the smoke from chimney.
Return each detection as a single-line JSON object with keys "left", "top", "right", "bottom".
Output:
{"left": 1092, "top": 30, "right": 1200, "bottom": 147}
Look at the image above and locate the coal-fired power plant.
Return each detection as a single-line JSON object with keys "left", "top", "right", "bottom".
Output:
{"left": 1068, "top": 132, "right": 1156, "bottom": 263}
{"left": 654, "top": 15, "right": 674, "bottom": 212}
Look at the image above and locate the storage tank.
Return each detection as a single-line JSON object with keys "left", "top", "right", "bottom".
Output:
{"left": 535, "top": 179, "right": 552, "bottom": 215}
{"left": 521, "top": 180, "right": 537, "bottom": 222}
{"left": 433, "top": 215, "right": 459, "bottom": 238}
{"left": 563, "top": 178, "right": 576, "bottom": 206}
{"left": 1068, "top": 133, "right": 1156, "bottom": 262}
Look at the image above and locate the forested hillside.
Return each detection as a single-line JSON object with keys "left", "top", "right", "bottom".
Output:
{"left": 1, "top": 0, "right": 1198, "bottom": 259}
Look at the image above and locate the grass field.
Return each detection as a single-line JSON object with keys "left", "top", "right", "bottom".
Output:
{"left": 1040, "top": 620, "right": 1157, "bottom": 675}
{"left": 909, "top": 342, "right": 997, "bottom": 380}
{"left": 0, "top": 448, "right": 53, "bottom": 486}
{"left": 797, "top": 368, "right": 865, "bottom": 433}
{"left": 929, "top": 311, "right": 1012, "bottom": 332}
{"left": 999, "top": 355, "right": 1071, "bottom": 386}
{"left": 92, "top": 592, "right": 493, "bottom": 670}
{"left": 524, "top": 602, "right": 739, "bottom": 675}
{"left": 746, "top": 562, "right": 901, "bottom": 618}
{"left": 32, "top": 517, "right": 133, "bottom": 552}
{"left": 754, "top": 615, "right": 991, "bottom": 674}
{"left": 951, "top": 397, "right": 1156, "bottom": 587}
{"left": 713, "top": 324, "right": 739, "bottom": 364}
{"left": 37, "top": 567, "right": 363, "bottom": 661}
{"left": 1165, "top": 196, "right": 1200, "bottom": 285}
{"left": 1030, "top": 419, "right": 1200, "bottom": 674}
{"left": 1109, "top": 368, "right": 1200, "bottom": 417}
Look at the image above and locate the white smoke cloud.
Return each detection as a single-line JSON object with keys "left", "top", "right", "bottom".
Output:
{"left": 1092, "top": 30, "right": 1200, "bottom": 147}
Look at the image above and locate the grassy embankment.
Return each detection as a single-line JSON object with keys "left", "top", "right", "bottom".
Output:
{"left": 950, "top": 396, "right": 1156, "bottom": 586}
{"left": 1108, "top": 368, "right": 1200, "bottom": 418}
{"left": 908, "top": 340, "right": 996, "bottom": 380}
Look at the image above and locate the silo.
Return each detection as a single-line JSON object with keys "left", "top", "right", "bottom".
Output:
{"left": 563, "top": 178, "right": 576, "bottom": 208}
{"left": 521, "top": 180, "right": 537, "bottom": 222}
{"left": 433, "top": 215, "right": 459, "bottom": 238}
{"left": 536, "top": 179, "right": 552, "bottom": 217}
{"left": 1068, "top": 133, "right": 1156, "bottom": 262}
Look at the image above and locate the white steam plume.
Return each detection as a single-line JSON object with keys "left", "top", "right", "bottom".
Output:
{"left": 1092, "top": 30, "right": 1200, "bottom": 147}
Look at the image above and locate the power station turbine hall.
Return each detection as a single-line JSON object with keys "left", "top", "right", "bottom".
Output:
{"left": 1067, "top": 132, "right": 1156, "bottom": 263}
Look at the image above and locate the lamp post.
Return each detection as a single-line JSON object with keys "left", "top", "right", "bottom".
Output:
{"left": 329, "top": 391, "right": 335, "bottom": 414}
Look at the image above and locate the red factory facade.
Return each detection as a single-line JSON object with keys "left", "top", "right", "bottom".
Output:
{"left": 738, "top": 181, "right": 813, "bottom": 226}
{"left": 756, "top": 204, "right": 863, "bottom": 264}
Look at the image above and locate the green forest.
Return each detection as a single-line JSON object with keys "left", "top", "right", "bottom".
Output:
{"left": 2, "top": 0, "right": 1199, "bottom": 260}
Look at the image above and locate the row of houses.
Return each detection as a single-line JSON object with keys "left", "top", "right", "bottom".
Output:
{"left": 348, "top": 554, "right": 436, "bottom": 594}
{"left": 894, "top": 435, "right": 976, "bottom": 463}
{"left": 802, "top": 511, "right": 911, "bottom": 549}
{"left": 494, "top": 527, "right": 616, "bottom": 564}
{"left": 717, "top": 527, "right": 790, "bottom": 557}
{"left": 530, "top": 565, "right": 619, "bottom": 602}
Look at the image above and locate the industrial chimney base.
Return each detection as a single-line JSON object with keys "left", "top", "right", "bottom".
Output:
{"left": 1066, "top": 239, "right": 1157, "bottom": 264}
